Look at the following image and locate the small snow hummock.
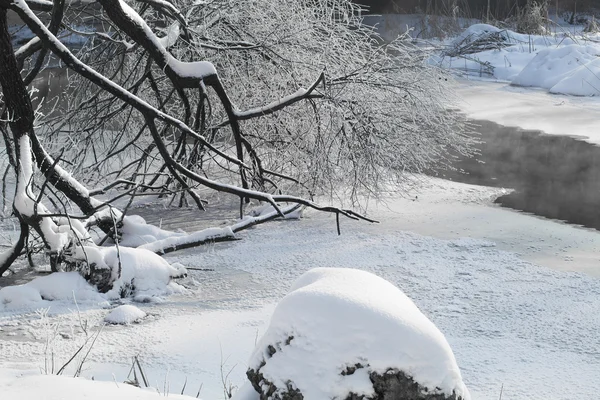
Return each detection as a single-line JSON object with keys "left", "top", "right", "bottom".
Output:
{"left": 246, "top": 268, "right": 470, "bottom": 399}
{"left": 104, "top": 304, "right": 147, "bottom": 324}
{"left": 119, "top": 215, "right": 186, "bottom": 248}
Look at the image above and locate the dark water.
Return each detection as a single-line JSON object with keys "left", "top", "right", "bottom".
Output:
{"left": 433, "top": 120, "right": 600, "bottom": 230}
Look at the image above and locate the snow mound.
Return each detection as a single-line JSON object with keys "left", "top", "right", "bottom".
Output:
{"left": 452, "top": 23, "right": 504, "bottom": 44}
{"left": 103, "top": 247, "right": 188, "bottom": 300}
{"left": 512, "top": 44, "right": 600, "bottom": 90}
{"left": 549, "top": 57, "right": 600, "bottom": 96}
{"left": 248, "top": 268, "right": 469, "bottom": 399}
{"left": 104, "top": 304, "right": 147, "bottom": 324}
{"left": 0, "top": 285, "right": 43, "bottom": 310}
{"left": 0, "top": 272, "right": 105, "bottom": 312}
{"left": 120, "top": 215, "right": 186, "bottom": 247}
{"left": 27, "top": 271, "right": 106, "bottom": 301}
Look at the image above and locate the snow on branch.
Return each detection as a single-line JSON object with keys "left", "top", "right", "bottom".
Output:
{"left": 139, "top": 204, "right": 302, "bottom": 255}
{"left": 104, "top": 0, "right": 216, "bottom": 82}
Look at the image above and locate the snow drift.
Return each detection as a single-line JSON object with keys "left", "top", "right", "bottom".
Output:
{"left": 245, "top": 268, "right": 470, "bottom": 399}
{"left": 512, "top": 44, "right": 600, "bottom": 92}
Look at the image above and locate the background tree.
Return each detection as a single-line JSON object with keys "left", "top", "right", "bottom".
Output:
{"left": 0, "top": 0, "right": 471, "bottom": 290}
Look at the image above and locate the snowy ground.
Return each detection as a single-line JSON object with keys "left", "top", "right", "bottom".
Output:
{"left": 1, "top": 177, "right": 599, "bottom": 400}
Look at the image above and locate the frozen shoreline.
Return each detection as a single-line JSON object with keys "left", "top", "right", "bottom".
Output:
{"left": 456, "top": 78, "right": 600, "bottom": 144}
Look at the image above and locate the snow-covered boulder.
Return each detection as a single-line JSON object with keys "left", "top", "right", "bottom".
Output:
{"left": 104, "top": 304, "right": 147, "bottom": 324}
{"left": 246, "top": 268, "right": 470, "bottom": 400}
{"left": 71, "top": 244, "right": 187, "bottom": 299}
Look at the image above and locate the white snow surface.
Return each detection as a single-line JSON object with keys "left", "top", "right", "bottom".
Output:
{"left": 105, "top": 304, "right": 147, "bottom": 324}
{"left": 250, "top": 268, "right": 469, "bottom": 399}
{"left": 549, "top": 56, "right": 600, "bottom": 95}
{"left": 0, "top": 272, "right": 105, "bottom": 312}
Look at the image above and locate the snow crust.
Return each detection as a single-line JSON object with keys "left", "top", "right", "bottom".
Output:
{"left": 249, "top": 268, "right": 469, "bottom": 399}
{"left": 105, "top": 304, "right": 147, "bottom": 324}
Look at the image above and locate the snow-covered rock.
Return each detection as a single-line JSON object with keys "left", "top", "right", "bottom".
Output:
{"left": 246, "top": 268, "right": 469, "bottom": 400}
{"left": 452, "top": 23, "right": 507, "bottom": 45}
{"left": 102, "top": 247, "right": 187, "bottom": 300}
{"left": 104, "top": 304, "right": 147, "bottom": 324}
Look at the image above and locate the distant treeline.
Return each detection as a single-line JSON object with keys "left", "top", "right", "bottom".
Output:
{"left": 358, "top": 0, "right": 599, "bottom": 20}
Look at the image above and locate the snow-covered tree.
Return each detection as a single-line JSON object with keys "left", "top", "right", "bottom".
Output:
{"left": 0, "top": 0, "right": 471, "bottom": 289}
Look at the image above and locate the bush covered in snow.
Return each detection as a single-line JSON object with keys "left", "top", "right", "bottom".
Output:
{"left": 243, "top": 268, "right": 469, "bottom": 400}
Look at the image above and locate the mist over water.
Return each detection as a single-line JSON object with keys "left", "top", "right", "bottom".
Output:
{"left": 433, "top": 119, "right": 600, "bottom": 230}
